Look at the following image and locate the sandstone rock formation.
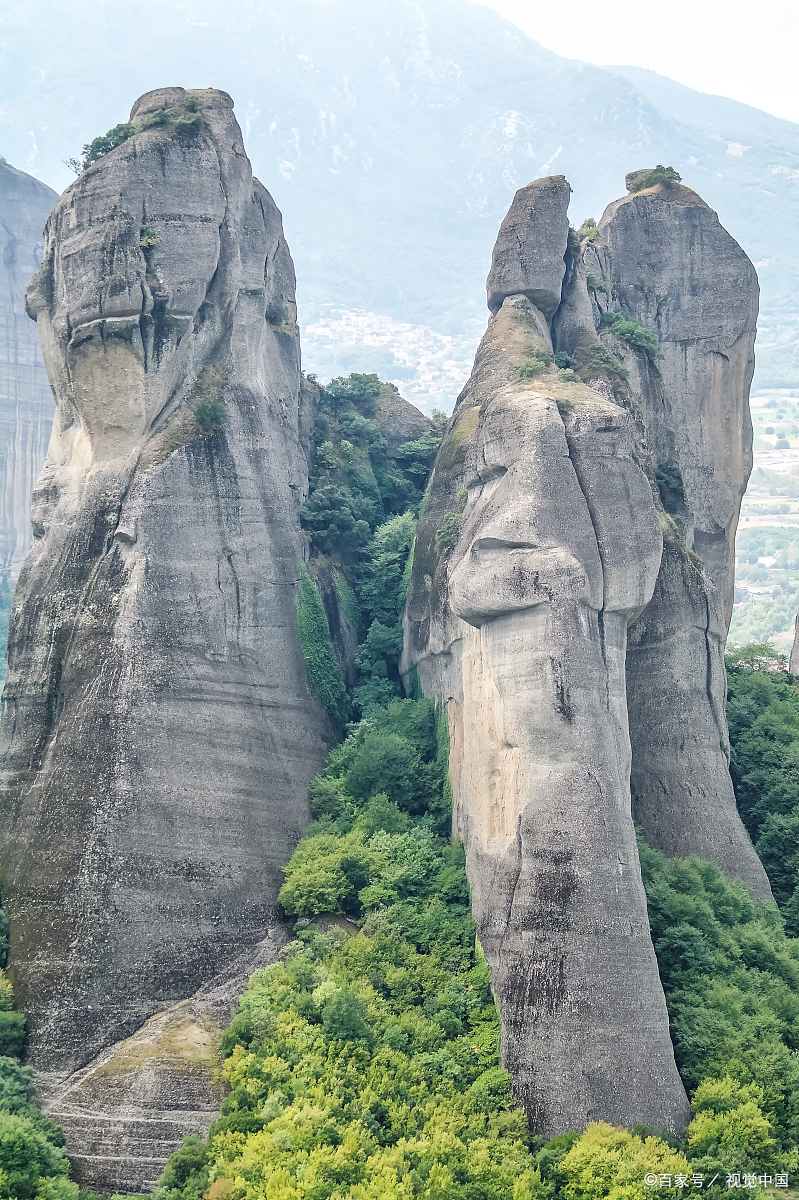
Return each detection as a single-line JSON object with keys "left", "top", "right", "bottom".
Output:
{"left": 50, "top": 924, "right": 290, "bottom": 1194}
{"left": 583, "top": 178, "right": 765, "bottom": 884}
{"left": 0, "top": 161, "right": 57, "bottom": 610}
{"left": 0, "top": 88, "right": 331, "bottom": 1186}
{"left": 402, "top": 173, "right": 767, "bottom": 1135}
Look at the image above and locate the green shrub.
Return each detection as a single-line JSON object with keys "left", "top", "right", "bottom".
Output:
{"left": 600, "top": 311, "right": 662, "bottom": 361}
{"left": 517, "top": 347, "right": 554, "bottom": 381}
{"left": 138, "top": 224, "right": 158, "bottom": 251}
{"left": 68, "top": 122, "right": 138, "bottom": 172}
{"left": 0, "top": 1013, "right": 26, "bottom": 1059}
{"left": 581, "top": 344, "right": 629, "bottom": 386}
{"left": 629, "top": 165, "right": 682, "bottom": 192}
{"left": 517, "top": 358, "right": 545, "bottom": 379}
{"left": 577, "top": 217, "right": 598, "bottom": 240}
{"left": 554, "top": 351, "right": 574, "bottom": 369}
{"left": 434, "top": 511, "right": 462, "bottom": 558}
{"left": 194, "top": 401, "right": 225, "bottom": 432}
{"left": 296, "top": 566, "right": 351, "bottom": 729}
{"left": 191, "top": 365, "right": 226, "bottom": 433}
{"left": 655, "top": 461, "right": 685, "bottom": 514}
{"left": 265, "top": 302, "right": 289, "bottom": 326}
{"left": 68, "top": 94, "right": 206, "bottom": 174}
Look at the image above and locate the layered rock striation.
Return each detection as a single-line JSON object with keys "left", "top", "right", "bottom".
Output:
{"left": 0, "top": 88, "right": 331, "bottom": 1184}
{"left": 402, "top": 174, "right": 768, "bottom": 1136}
{"left": 0, "top": 161, "right": 57, "bottom": 601}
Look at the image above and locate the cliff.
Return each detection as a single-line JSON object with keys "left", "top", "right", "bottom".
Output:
{"left": 0, "top": 88, "right": 331, "bottom": 1188}
{"left": 0, "top": 161, "right": 57, "bottom": 652}
{"left": 402, "top": 173, "right": 768, "bottom": 1136}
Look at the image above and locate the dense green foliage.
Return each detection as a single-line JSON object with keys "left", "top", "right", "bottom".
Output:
{"left": 725, "top": 645, "right": 799, "bottom": 930}
{"left": 655, "top": 462, "right": 685, "bottom": 515}
{"left": 641, "top": 841, "right": 799, "bottom": 1176}
{"left": 298, "top": 373, "right": 442, "bottom": 717}
{"left": 600, "top": 311, "right": 662, "bottom": 361}
{"left": 300, "top": 374, "right": 439, "bottom": 562}
{"left": 155, "top": 700, "right": 694, "bottom": 1200}
{"left": 154, "top": 633, "right": 799, "bottom": 1196}
{"left": 629, "top": 165, "right": 682, "bottom": 192}
{"left": 351, "top": 512, "right": 416, "bottom": 715}
{"left": 296, "top": 566, "right": 352, "bottom": 729}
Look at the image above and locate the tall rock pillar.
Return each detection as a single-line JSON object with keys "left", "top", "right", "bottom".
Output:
{"left": 578, "top": 177, "right": 768, "bottom": 893}
{"left": 403, "top": 178, "right": 691, "bottom": 1136}
{"left": 0, "top": 88, "right": 331, "bottom": 1180}
{"left": 403, "top": 171, "right": 770, "bottom": 1136}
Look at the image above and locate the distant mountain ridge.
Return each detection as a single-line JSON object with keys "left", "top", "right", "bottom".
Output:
{"left": 1, "top": 0, "right": 798, "bottom": 404}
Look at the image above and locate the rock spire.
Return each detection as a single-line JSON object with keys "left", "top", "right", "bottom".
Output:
{"left": 402, "top": 172, "right": 767, "bottom": 1135}
{"left": 0, "top": 88, "right": 331, "bottom": 1187}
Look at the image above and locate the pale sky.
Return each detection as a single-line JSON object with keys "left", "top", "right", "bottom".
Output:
{"left": 473, "top": 0, "right": 799, "bottom": 126}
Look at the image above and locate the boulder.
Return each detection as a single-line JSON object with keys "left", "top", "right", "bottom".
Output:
{"left": 486, "top": 176, "right": 571, "bottom": 317}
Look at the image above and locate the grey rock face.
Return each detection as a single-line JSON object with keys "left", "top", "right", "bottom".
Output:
{"left": 403, "top": 297, "right": 690, "bottom": 1136}
{"left": 579, "top": 184, "right": 766, "bottom": 896}
{"left": 486, "top": 176, "right": 571, "bottom": 318}
{"left": 45, "top": 924, "right": 290, "bottom": 1194}
{"left": 403, "top": 173, "right": 768, "bottom": 1135}
{"left": 0, "top": 162, "right": 57, "bottom": 592}
{"left": 0, "top": 87, "right": 331, "bottom": 1176}
{"left": 594, "top": 182, "right": 757, "bottom": 620}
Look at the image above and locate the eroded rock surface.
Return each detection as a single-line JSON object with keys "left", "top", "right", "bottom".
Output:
{"left": 0, "top": 88, "right": 331, "bottom": 1187}
{"left": 46, "top": 925, "right": 290, "bottom": 1194}
{"left": 0, "top": 162, "right": 57, "bottom": 594}
{"left": 403, "top": 172, "right": 767, "bottom": 1135}
{"left": 486, "top": 177, "right": 571, "bottom": 318}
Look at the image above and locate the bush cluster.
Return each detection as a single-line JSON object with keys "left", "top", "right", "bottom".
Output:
{"left": 516, "top": 348, "right": 554, "bottom": 381}
{"left": 725, "top": 646, "right": 799, "bottom": 930}
{"left": 629, "top": 165, "right": 682, "bottom": 192}
{"left": 66, "top": 93, "right": 206, "bottom": 173}
{"left": 600, "top": 310, "right": 662, "bottom": 361}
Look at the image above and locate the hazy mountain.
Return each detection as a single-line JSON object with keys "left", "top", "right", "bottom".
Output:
{"left": 1, "top": 0, "right": 798, "bottom": 407}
